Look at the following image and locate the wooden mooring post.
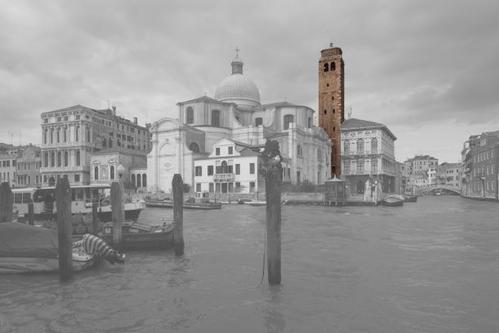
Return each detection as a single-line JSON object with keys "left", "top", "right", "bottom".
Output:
{"left": 28, "top": 202, "right": 34, "bottom": 225}
{"left": 262, "top": 140, "right": 283, "bottom": 285}
{"left": 111, "top": 182, "right": 124, "bottom": 250}
{"left": 0, "top": 182, "right": 13, "bottom": 223}
{"left": 55, "top": 177, "right": 73, "bottom": 281}
{"left": 92, "top": 199, "right": 99, "bottom": 235}
{"left": 172, "top": 174, "right": 184, "bottom": 256}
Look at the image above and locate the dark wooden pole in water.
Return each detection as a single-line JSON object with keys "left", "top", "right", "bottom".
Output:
{"left": 91, "top": 200, "right": 98, "bottom": 235}
{"left": 28, "top": 202, "right": 34, "bottom": 225}
{"left": 0, "top": 182, "right": 13, "bottom": 223}
{"left": 111, "top": 181, "right": 124, "bottom": 250}
{"left": 172, "top": 174, "right": 184, "bottom": 256}
{"left": 262, "top": 140, "right": 283, "bottom": 285}
{"left": 55, "top": 177, "right": 73, "bottom": 281}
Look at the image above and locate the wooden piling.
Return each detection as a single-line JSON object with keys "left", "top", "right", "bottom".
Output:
{"left": 172, "top": 174, "right": 184, "bottom": 256}
{"left": 55, "top": 177, "right": 73, "bottom": 281}
{"left": 262, "top": 140, "right": 283, "bottom": 285}
{"left": 28, "top": 202, "right": 34, "bottom": 225}
{"left": 91, "top": 200, "right": 98, "bottom": 235}
{"left": 0, "top": 182, "right": 13, "bottom": 223}
{"left": 111, "top": 182, "right": 124, "bottom": 250}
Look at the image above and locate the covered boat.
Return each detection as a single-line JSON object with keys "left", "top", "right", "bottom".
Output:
{"left": 381, "top": 194, "right": 405, "bottom": 207}
{"left": 403, "top": 194, "right": 418, "bottom": 202}
{"left": 0, "top": 222, "right": 95, "bottom": 274}
{"left": 101, "top": 221, "right": 174, "bottom": 250}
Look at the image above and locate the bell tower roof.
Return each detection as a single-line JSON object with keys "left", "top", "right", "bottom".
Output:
{"left": 231, "top": 47, "right": 243, "bottom": 74}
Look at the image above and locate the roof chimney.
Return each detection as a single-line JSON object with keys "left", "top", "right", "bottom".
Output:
{"left": 330, "top": 42, "right": 334, "bottom": 48}
{"left": 112, "top": 106, "right": 116, "bottom": 115}
{"left": 133, "top": 117, "right": 138, "bottom": 125}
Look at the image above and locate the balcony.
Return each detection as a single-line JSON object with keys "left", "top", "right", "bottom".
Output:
{"left": 213, "top": 173, "right": 235, "bottom": 182}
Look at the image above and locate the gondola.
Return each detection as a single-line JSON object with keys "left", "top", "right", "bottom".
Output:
{"left": 101, "top": 221, "right": 174, "bottom": 250}
{"left": 381, "top": 195, "right": 405, "bottom": 207}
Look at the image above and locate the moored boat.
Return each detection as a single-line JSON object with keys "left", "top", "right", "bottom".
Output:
{"left": 145, "top": 198, "right": 222, "bottom": 210}
{"left": 381, "top": 195, "right": 405, "bottom": 207}
{"left": 403, "top": 194, "right": 418, "bottom": 202}
{"left": 101, "top": 221, "right": 174, "bottom": 250}
{"left": 0, "top": 222, "right": 96, "bottom": 274}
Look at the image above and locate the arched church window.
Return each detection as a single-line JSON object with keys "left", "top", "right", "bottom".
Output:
{"left": 94, "top": 166, "right": 99, "bottom": 180}
{"left": 323, "top": 63, "right": 329, "bottom": 72}
{"left": 255, "top": 117, "right": 263, "bottom": 126}
{"left": 308, "top": 117, "right": 312, "bottom": 128}
{"left": 371, "top": 138, "right": 378, "bottom": 154}
{"left": 142, "top": 174, "right": 147, "bottom": 187}
{"left": 283, "top": 114, "right": 294, "bottom": 130}
{"left": 211, "top": 110, "right": 220, "bottom": 127}
{"left": 189, "top": 142, "right": 200, "bottom": 153}
{"left": 131, "top": 174, "right": 135, "bottom": 185}
{"left": 186, "top": 107, "right": 194, "bottom": 124}
{"left": 330, "top": 62, "right": 336, "bottom": 71}
{"left": 221, "top": 161, "right": 228, "bottom": 173}
{"left": 110, "top": 165, "right": 115, "bottom": 179}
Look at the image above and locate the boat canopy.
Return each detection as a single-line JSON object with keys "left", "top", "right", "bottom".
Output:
{"left": 0, "top": 223, "right": 59, "bottom": 259}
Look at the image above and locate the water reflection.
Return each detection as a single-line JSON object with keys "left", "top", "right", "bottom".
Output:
{"left": 263, "top": 286, "right": 285, "bottom": 333}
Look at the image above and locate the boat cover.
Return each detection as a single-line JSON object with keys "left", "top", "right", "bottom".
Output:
{"left": 0, "top": 223, "right": 59, "bottom": 258}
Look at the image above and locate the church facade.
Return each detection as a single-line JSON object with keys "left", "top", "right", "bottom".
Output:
{"left": 147, "top": 53, "right": 331, "bottom": 194}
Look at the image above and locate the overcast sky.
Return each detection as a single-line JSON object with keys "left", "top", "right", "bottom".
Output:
{"left": 1, "top": 0, "right": 498, "bottom": 162}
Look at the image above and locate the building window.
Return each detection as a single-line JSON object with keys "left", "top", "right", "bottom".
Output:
{"left": 211, "top": 110, "right": 220, "bottom": 127}
{"left": 357, "top": 139, "right": 364, "bottom": 154}
{"left": 215, "top": 183, "right": 221, "bottom": 193}
{"left": 343, "top": 160, "right": 350, "bottom": 175}
{"left": 50, "top": 129, "right": 54, "bottom": 144}
{"left": 371, "top": 158, "right": 378, "bottom": 174}
{"left": 255, "top": 117, "right": 263, "bottom": 126}
{"left": 76, "top": 150, "right": 80, "bottom": 166}
{"left": 50, "top": 152, "right": 55, "bottom": 167}
{"left": 57, "top": 128, "right": 60, "bottom": 143}
{"left": 57, "top": 152, "right": 61, "bottom": 167}
{"left": 297, "top": 145, "right": 303, "bottom": 158}
{"left": 75, "top": 174, "right": 80, "bottom": 183}
{"left": 189, "top": 142, "right": 200, "bottom": 153}
{"left": 75, "top": 126, "right": 79, "bottom": 142}
{"left": 308, "top": 117, "right": 312, "bottom": 128}
{"left": 186, "top": 107, "right": 194, "bottom": 124}
{"left": 63, "top": 128, "right": 67, "bottom": 142}
{"left": 64, "top": 151, "right": 68, "bottom": 167}
{"left": 137, "top": 175, "right": 141, "bottom": 187}
{"left": 283, "top": 114, "right": 294, "bottom": 130}
{"left": 220, "top": 161, "right": 228, "bottom": 173}
{"left": 250, "top": 181, "right": 256, "bottom": 192}
{"left": 209, "top": 182, "right": 214, "bottom": 193}
{"left": 216, "top": 148, "right": 220, "bottom": 156}
{"left": 131, "top": 174, "right": 136, "bottom": 185}
{"left": 44, "top": 152, "right": 48, "bottom": 167}
{"left": 195, "top": 166, "right": 202, "bottom": 176}
{"left": 357, "top": 159, "right": 364, "bottom": 174}
{"left": 371, "top": 138, "right": 378, "bottom": 154}
{"left": 208, "top": 165, "right": 214, "bottom": 176}
{"left": 228, "top": 146, "right": 233, "bottom": 155}
{"left": 297, "top": 171, "right": 301, "bottom": 183}
{"left": 344, "top": 140, "right": 350, "bottom": 155}
{"left": 330, "top": 62, "right": 336, "bottom": 71}
{"left": 250, "top": 163, "right": 255, "bottom": 174}
{"left": 229, "top": 182, "right": 234, "bottom": 192}
{"left": 195, "top": 183, "right": 201, "bottom": 192}
{"left": 142, "top": 174, "right": 147, "bottom": 187}
{"left": 323, "top": 63, "right": 329, "bottom": 72}
{"left": 94, "top": 166, "right": 99, "bottom": 180}
{"left": 235, "top": 164, "right": 240, "bottom": 175}
{"left": 43, "top": 129, "right": 48, "bottom": 144}
{"left": 110, "top": 165, "right": 115, "bottom": 179}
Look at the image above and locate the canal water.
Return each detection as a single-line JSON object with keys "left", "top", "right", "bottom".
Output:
{"left": 1, "top": 196, "right": 499, "bottom": 333}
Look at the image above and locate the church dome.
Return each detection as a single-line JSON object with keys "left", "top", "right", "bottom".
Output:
{"left": 214, "top": 53, "right": 261, "bottom": 108}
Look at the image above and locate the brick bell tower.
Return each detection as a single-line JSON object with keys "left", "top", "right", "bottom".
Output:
{"left": 319, "top": 43, "right": 345, "bottom": 177}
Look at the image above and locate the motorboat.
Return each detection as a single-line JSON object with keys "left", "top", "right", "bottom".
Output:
{"left": 0, "top": 222, "right": 96, "bottom": 274}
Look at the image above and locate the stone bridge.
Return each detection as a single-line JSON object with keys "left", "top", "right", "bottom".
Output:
{"left": 419, "top": 185, "right": 461, "bottom": 195}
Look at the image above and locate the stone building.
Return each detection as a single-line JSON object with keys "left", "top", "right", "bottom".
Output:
{"left": 461, "top": 131, "right": 499, "bottom": 200}
{"left": 0, "top": 150, "right": 18, "bottom": 187}
{"left": 16, "top": 145, "right": 42, "bottom": 188}
{"left": 403, "top": 155, "right": 439, "bottom": 190}
{"left": 437, "top": 162, "right": 461, "bottom": 188}
{"left": 193, "top": 138, "right": 262, "bottom": 200}
{"left": 318, "top": 44, "right": 345, "bottom": 177}
{"left": 341, "top": 118, "right": 398, "bottom": 195}
{"left": 40, "top": 105, "right": 151, "bottom": 186}
{"left": 147, "top": 52, "right": 331, "bottom": 194}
